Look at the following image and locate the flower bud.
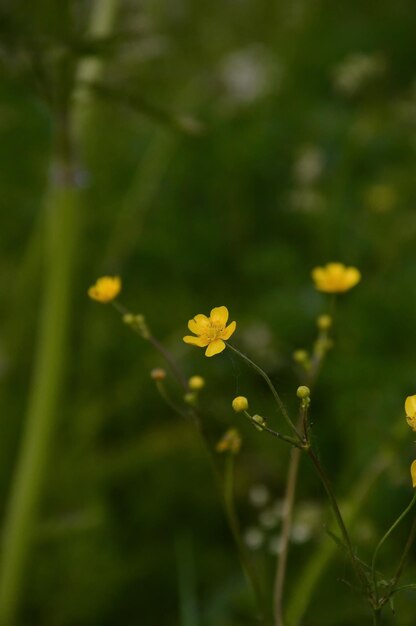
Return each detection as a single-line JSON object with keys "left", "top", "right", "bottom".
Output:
{"left": 123, "top": 313, "right": 135, "bottom": 325}
{"left": 184, "top": 392, "right": 197, "bottom": 405}
{"left": 411, "top": 460, "right": 416, "bottom": 488}
{"left": 232, "top": 396, "right": 249, "bottom": 413}
{"left": 252, "top": 414, "right": 266, "bottom": 431}
{"left": 405, "top": 395, "right": 416, "bottom": 432}
{"left": 151, "top": 368, "right": 166, "bottom": 381}
{"left": 293, "top": 349, "right": 309, "bottom": 364}
{"left": 188, "top": 375, "right": 205, "bottom": 390}
{"left": 317, "top": 314, "right": 332, "bottom": 330}
{"left": 216, "top": 428, "right": 242, "bottom": 454}
{"left": 297, "top": 386, "right": 310, "bottom": 400}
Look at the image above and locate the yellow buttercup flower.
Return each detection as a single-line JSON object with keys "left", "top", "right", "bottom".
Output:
{"left": 183, "top": 306, "right": 236, "bottom": 357}
{"left": 216, "top": 428, "right": 242, "bottom": 454}
{"left": 411, "top": 460, "right": 416, "bottom": 488}
{"left": 88, "top": 276, "right": 121, "bottom": 303}
{"left": 311, "top": 263, "right": 361, "bottom": 293}
{"left": 405, "top": 395, "right": 416, "bottom": 432}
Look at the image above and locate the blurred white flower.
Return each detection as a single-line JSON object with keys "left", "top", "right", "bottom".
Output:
{"left": 291, "top": 521, "right": 313, "bottom": 543}
{"left": 244, "top": 527, "right": 264, "bottom": 550}
{"left": 269, "top": 534, "right": 285, "bottom": 555}
{"left": 332, "top": 52, "right": 385, "bottom": 96}
{"left": 289, "top": 188, "right": 325, "bottom": 213}
{"left": 249, "top": 484, "right": 270, "bottom": 507}
{"left": 219, "top": 45, "right": 280, "bottom": 106}
{"left": 259, "top": 508, "right": 280, "bottom": 529}
{"left": 293, "top": 145, "right": 325, "bottom": 185}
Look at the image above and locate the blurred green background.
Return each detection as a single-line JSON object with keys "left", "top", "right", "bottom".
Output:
{"left": 1, "top": 0, "right": 416, "bottom": 624}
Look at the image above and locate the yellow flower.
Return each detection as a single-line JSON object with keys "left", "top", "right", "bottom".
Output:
{"left": 188, "top": 376, "right": 205, "bottom": 390}
{"left": 311, "top": 263, "right": 361, "bottom": 293}
{"left": 232, "top": 396, "right": 249, "bottom": 412}
{"left": 183, "top": 306, "right": 236, "bottom": 357}
{"left": 405, "top": 395, "right": 416, "bottom": 432}
{"left": 216, "top": 428, "right": 242, "bottom": 454}
{"left": 411, "top": 460, "right": 416, "bottom": 488}
{"left": 88, "top": 276, "right": 121, "bottom": 303}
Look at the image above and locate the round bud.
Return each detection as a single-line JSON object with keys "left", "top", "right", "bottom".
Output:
{"left": 317, "top": 314, "right": 332, "bottom": 330}
{"left": 123, "top": 313, "right": 135, "bottom": 325}
{"left": 184, "top": 392, "right": 197, "bottom": 405}
{"left": 151, "top": 368, "right": 166, "bottom": 381}
{"left": 232, "top": 396, "right": 249, "bottom": 413}
{"left": 296, "top": 385, "right": 310, "bottom": 400}
{"left": 188, "top": 375, "right": 205, "bottom": 390}
{"left": 252, "top": 414, "right": 266, "bottom": 430}
{"left": 293, "top": 349, "right": 309, "bottom": 364}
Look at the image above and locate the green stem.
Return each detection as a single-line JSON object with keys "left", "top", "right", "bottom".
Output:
{"left": 223, "top": 455, "right": 268, "bottom": 625}
{"left": 371, "top": 492, "right": 416, "bottom": 603}
{"left": 307, "top": 449, "right": 366, "bottom": 591}
{"left": 274, "top": 444, "right": 301, "bottom": 626}
{"left": 0, "top": 148, "right": 79, "bottom": 626}
{"left": 226, "top": 343, "right": 302, "bottom": 441}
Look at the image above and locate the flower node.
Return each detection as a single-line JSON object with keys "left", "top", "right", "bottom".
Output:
{"left": 405, "top": 395, "right": 416, "bottom": 432}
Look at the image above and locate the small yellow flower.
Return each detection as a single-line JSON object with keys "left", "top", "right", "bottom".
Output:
{"left": 88, "top": 276, "right": 121, "bottom": 303}
{"left": 216, "top": 428, "right": 242, "bottom": 454}
{"left": 311, "top": 263, "right": 361, "bottom": 293}
{"left": 411, "top": 460, "right": 416, "bottom": 488}
{"left": 183, "top": 306, "right": 236, "bottom": 357}
{"left": 188, "top": 375, "right": 205, "bottom": 390}
{"left": 405, "top": 395, "right": 416, "bottom": 432}
{"left": 232, "top": 396, "right": 249, "bottom": 412}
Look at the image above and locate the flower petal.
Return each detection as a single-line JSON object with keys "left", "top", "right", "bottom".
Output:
{"left": 205, "top": 339, "right": 226, "bottom": 357}
{"left": 210, "top": 306, "right": 229, "bottom": 327}
{"left": 183, "top": 335, "right": 210, "bottom": 347}
{"left": 220, "top": 320, "right": 236, "bottom": 340}
{"left": 405, "top": 395, "right": 416, "bottom": 418}
{"left": 188, "top": 314, "right": 210, "bottom": 334}
{"left": 411, "top": 460, "right": 416, "bottom": 488}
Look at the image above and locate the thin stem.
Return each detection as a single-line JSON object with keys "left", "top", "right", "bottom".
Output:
{"left": 226, "top": 343, "right": 302, "bottom": 441}
{"left": 390, "top": 514, "right": 416, "bottom": 588}
{"left": 223, "top": 455, "right": 268, "bottom": 625}
{"left": 243, "top": 412, "right": 301, "bottom": 449}
{"left": 274, "top": 444, "right": 301, "bottom": 626}
{"left": 307, "top": 449, "right": 366, "bottom": 591}
{"left": 371, "top": 492, "right": 416, "bottom": 603}
{"left": 373, "top": 609, "right": 382, "bottom": 625}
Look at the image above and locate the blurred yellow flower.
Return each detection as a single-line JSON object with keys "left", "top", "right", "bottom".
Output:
{"left": 216, "top": 428, "right": 242, "bottom": 454}
{"left": 405, "top": 395, "right": 416, "bottom": 432}
{"left": 188, "top": 375, "right": 205, "bottom": 390}
{"left": 183, "top": 306, "right": 236, "bottom": 357}
{"left": 311, "top": 263, "right": 361, "bottom": 293}
{"left": 88, "top": 276, "right": 121, "bottom": 303}
{"left": 411, "top": 460, "right": 416, "bottom": 488}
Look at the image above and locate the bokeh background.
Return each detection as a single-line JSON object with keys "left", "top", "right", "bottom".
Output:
{"left": 1, "top": 0, "right": 416, "bottom": 624}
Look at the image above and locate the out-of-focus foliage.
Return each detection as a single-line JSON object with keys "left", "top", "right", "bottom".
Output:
{"left": 1, "top": 0, "right": 416, "bottom": 624}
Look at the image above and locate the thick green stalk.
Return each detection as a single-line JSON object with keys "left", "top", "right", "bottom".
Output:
{"left": 0, "top": 167, "right": 79, "bottom": 625}
{"left": 0, "top": 2, "right": 119, "bottom": 623}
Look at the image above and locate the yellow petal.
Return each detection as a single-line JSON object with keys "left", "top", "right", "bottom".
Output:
{"left": 188, "top": 314, "right": 210, "bottom": 334}
{"left": 405, "top": 395, "right": 416, "bottom": 419}
{"left": 205, "top": 339, "right": 226, "bottom": 357}
{"left": 88, "top": 276, "right": 121, "bottom": 303}
{"left": 210, "top": 306, "right": 229, "bottom": 327}
{"left": 344, "top": 267, "right": 361, "bottom": 289}
{"left": 411, "top": 460, "right": 416, "bottom": 488}
{"left": 183, "top": 335, "right": 210, "bottom": 347}
{"left": 220, "top": 320, "right": 237, "bottom": 340}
